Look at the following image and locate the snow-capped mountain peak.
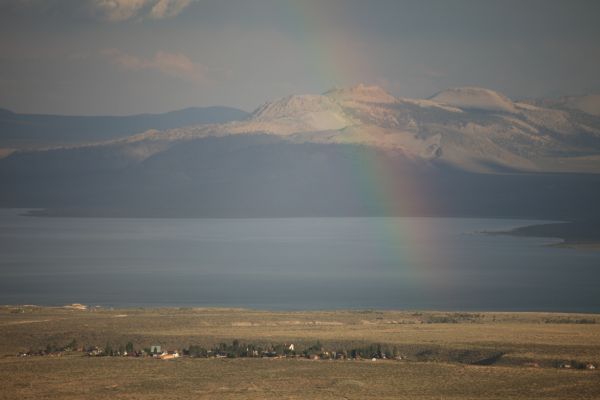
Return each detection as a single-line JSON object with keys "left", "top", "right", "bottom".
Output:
{"left": 323, "top": 84, "right": 397, "bottom": 104}
{"left": 251, "top": 94, "right": 343, "bottom": 120}
{"left": 230, "top": 94, "right": 351, "bottom": 135}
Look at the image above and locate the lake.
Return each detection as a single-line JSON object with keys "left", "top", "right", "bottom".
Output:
{"left": 1, "top": 209, "right": 599, "bottom": 312}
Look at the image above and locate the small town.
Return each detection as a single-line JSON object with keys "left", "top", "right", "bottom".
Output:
{"left": 19, "top": 339, "right": 406, "bottom": 362}
{"left": 16, "top": 339, "right": 598, "bottom": 371}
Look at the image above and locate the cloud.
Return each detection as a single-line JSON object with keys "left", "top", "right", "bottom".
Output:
{"left": 91, "top": 0, "right": 193, "bottom": 21}
{"left": 0, "top": 0, "right": 194, "bottom": 22}
{"left": 103, "top": 48, "right": 208, "bottom": 84}
{"left": 149, "top": 0, "right": 191, "bottom": 19}
{"left": 90, "top": 0, "right": 149, "bottom": 22}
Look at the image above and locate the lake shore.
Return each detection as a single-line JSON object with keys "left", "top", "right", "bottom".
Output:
{"left": 488, "top": 220, "right": 600, "bottom": 250}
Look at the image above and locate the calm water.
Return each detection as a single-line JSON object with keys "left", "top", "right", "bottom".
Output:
{"left": 1, "top": 209, "right": 599, "bottom": 312}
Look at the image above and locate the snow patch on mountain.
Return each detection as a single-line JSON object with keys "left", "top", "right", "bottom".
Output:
{"left": 397, "top": 98, "right": 464, "bottom": 113}
{"left": 429, "top": 87, "right": 517, "bottom": 113}
{"left": 241, "top": 94, "right": 351, "bottom": 134}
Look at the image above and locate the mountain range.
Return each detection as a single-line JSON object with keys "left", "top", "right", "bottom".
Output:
{"left": 0, "top": 106, "right": 248, "bottom": 156}
{"left": 1, "top": 85, "right": 599, "bottom": 218}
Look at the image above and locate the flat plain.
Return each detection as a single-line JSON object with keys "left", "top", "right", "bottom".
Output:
{"left": 1, "top": 306, "right": 600, "bottom": 399}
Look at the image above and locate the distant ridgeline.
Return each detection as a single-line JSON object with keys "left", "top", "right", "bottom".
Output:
{"left": 0, "top": 106, "right": 248, "bottom": 150}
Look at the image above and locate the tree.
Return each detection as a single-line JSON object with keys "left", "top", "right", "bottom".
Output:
{"left": 66, "top": 339, "right": 77, "bottom": 351}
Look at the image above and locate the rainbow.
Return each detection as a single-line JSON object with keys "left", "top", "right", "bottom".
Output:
{"left": 277, "top": 2, "right": 449, "bottom": 299}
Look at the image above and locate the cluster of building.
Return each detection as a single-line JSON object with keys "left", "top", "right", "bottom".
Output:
{"left": 15, "top": 340, "right": 598, "bottom": 371}
{"left": 559, "top": 362, "right": 596, "bottom": 370}
{"left": 19, "top": 340, "right": 405, "bottom": 362}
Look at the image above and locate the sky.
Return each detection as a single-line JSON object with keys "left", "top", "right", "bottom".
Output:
{"left": 1, "top": 0, "right": 599, "bottom": 115}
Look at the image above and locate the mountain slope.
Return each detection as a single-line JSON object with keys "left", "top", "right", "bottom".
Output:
{"left": 94, "top": 84, "right": 600, "bottom": 173}
{"left": 527, "top": 94, "right": 600, "bottom": 117}
{"left": 3, "top": 134, "right": 599, "bottom": 219}
{"left": 429, "top": 87, "right": 517, "bottom": 113}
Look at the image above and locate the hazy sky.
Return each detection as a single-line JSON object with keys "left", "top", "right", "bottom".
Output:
{"left": 1, "top": 0, "right": 599, "bottom": 115}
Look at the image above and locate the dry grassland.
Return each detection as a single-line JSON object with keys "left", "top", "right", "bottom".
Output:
{"left": 1, "top": 306, "right": 599, "bottom": 399}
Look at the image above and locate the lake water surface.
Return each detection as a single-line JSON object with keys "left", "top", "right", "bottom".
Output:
{"left": 1, "top": 209, "right": 599, "bottom": 312}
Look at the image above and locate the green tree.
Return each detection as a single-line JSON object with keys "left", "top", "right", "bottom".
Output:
{"left": 66, "top": 339, "right": 77, "bottom": 351}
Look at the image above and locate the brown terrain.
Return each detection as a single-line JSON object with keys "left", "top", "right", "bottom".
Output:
{"left": 1, "top": 306, "right": 599, "bottom": 399}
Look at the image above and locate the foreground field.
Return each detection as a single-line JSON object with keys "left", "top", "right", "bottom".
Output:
{"left": 1, "top": 306, "right": 600, "bottom": 399}
{"left": 3, "top": 356, "right": 600, "bottom": 400}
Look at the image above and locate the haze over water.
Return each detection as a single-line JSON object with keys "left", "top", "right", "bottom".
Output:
{"left": 1, "top": 209, "right": 599, "bottom": 312}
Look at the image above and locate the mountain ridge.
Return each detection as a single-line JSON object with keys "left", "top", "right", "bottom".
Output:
{"left": 77, "top": 84, "right": 600, "bottom": 174}
{"left": 2, "top": 84, "right": 600, "bottom": 218}
{"left": 0, "top": 106, "right": 249, "bottom": 153}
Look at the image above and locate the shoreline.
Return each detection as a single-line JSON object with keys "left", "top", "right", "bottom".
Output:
{"left": 0, "top": 207, "right": 570, "bottom": 221}
{"left": 4, "top": 304, "right": 600, "bottom": 315}
{"left": 487, "top": 220, "right": 600, "bottom": 250}
{"left": 3, "top": 305, "right": 600, "bottom": 322}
